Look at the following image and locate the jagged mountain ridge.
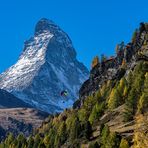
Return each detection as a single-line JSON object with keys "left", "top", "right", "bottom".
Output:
{"left": 0, "top": 18, "right": 89, "bottom": 113}
{"left": 79, "top": 26, "right": 148, "bottom": 102}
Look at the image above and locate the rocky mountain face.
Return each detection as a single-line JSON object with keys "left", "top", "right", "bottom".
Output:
{"left": 79, "top": 27, "right": 148, "bottom": 103}
{"left": 0, "top": 89, "right": 32, "bottom": 108}
{"left": 0, "top": 18, "right": 89, "bottom": 113}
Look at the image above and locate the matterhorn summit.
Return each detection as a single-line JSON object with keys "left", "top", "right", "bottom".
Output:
{"left": 0, "top": 18, "right": 89, "bottom": 113}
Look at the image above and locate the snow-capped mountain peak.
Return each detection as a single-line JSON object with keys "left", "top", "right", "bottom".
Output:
{"left": 0, "top": 18, "right": 89, "bottom": 113}
{"left": 35, "top": 18, "right": 58, "bottom": 34}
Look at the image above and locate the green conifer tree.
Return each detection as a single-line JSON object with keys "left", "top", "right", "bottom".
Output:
{"left": 27, "top": 136, "right": 34, "bottom": 148}
{"left": 119, "top": 138, "right": 129, "bottom": 148}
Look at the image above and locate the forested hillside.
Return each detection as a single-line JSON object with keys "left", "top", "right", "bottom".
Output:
{"left": 0, "top": 23, "right": 147, "bottom": 148}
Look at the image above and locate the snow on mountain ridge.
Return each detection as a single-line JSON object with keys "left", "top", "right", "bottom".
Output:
{"left": 0, "top": 18, "right": 89, "bottom": 113}
{"left": 0, "top": 31, "right": 53, "bottom": 91}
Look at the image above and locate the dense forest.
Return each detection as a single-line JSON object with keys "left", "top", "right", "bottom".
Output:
{"left": 0, "top": 23, "right": 147, "bottom": 148}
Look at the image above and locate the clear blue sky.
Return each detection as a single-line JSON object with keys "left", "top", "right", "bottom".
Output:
{"left": 0, "top": 0, "right": 147, "bottom": 72}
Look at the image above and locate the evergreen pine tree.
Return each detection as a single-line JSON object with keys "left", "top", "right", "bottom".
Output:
{"left": 16, "top": 133, "right": 26, "bottom": 148}
{"left": 5, "top": 133, "right": 14, "bottom": 146}
{"left": 33, "top": 134, "right": 41, "bottom": 148}
{"left": 92, "top": 56, "right": 99, "bottom": 68}
{"left": 58, "top": 121, "right": 67, "bottom": 145}
{"left": 108, "top": 87, "right": 121, "bottom": 110}
{"left": 83, "top": 121, "right": 92, "bottom": 140}
{"left": 101, "top": 124, "right": 110, "bottom": 146}
{"left": 69, "top": 117, "right": 81, "bottom": 143}
{"left": 27, "top": 136, "right": 34, "bottom": 148}
{"left": 119, "top": 138, "right": 129, "bottom": 148}
{"left": 138, "top": 73, "right": 148, "bottom": 113}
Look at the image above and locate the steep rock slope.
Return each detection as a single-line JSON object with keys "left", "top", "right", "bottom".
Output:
{"left": 79, "top": 26, "right": 148, "bottom": 101}
{"left": 0, "top": 89, "right": 32, "bottom": 108}
{"left": 0, "top": 18, "right": 89, "bottom": 113}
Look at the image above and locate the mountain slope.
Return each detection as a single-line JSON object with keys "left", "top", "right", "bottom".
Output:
{"left": 79, "top": 28, "right": 148, "bottom": 101}
{"left": 0, "top": 23, "right": 147, "bottom": 148}
{"left": 0, "top": 89, "right": 32, "bottom": 108}
{"left": 2, "top": 57, "right": 146, "bottom": 147}
{"left": 1, "top": 23, "right": 147, "bottom": 148}
{"left": 0, "top": 18, "right": 89, "bottom": 113}
{"left": 0, "top": 108, "right": 49, "bottom": 141}
{"left": 30, "top": 23, "right": 147, "bottom": 147}
{"left": 0, "top": 89, "right": 49, "bottom": 141}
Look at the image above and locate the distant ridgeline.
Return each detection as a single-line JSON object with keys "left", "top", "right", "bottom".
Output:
{"left": 78, "top": 22, "right": 148, "bottom": 104}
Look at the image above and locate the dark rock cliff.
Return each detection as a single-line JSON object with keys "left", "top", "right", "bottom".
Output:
{"left": 79, "top": 23, "right": 148, "bottom": 106}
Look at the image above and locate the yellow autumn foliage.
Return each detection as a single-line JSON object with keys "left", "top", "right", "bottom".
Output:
{"left": 132, "top": 113, "right": 148, "bottom": 148}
